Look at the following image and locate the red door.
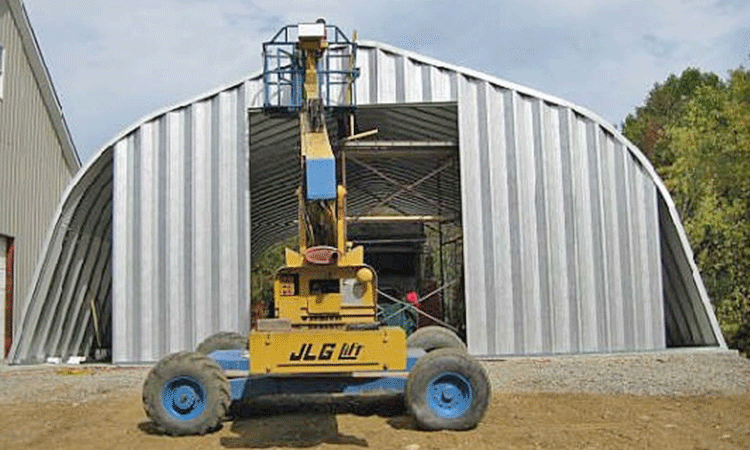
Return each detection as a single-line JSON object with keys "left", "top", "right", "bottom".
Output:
{"left": 4, "top": 240, "right": 13, "bottom": 358}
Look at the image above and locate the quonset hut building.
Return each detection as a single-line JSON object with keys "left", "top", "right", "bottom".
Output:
{"left": 10, "top": 39, "right": 726, "bottom": 363}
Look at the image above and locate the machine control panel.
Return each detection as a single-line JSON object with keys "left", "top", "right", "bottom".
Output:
{"left": 278, "top": 274, "right": 298, "bottom": 296}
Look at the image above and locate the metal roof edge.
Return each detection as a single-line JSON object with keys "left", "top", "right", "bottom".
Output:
{"left": 87, "top": 71, "right": 263, "bottom": 163}
{"left": 9, "top": 0, "right": 80, "bottom": 171}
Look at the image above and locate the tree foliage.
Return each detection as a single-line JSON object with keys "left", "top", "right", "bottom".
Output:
{"left": 623, "top": 62, "right": 750, "bottom": 353}
{"left": 622, "top": 68, "right": 722, "bottom": 168}
{"left": 250, "top": 236, "right": 297, "bottom": 320}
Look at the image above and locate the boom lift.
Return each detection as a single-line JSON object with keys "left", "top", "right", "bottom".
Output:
{"left": 142, "top": 21, "right": 490, "bottom": 435}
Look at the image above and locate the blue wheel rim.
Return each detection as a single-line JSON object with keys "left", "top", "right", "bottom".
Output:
{"left": 162, "top": 376, "right": 207, "bottom": 421}
{"left": 426, "top": 372, "right": 473, "bottom": 419}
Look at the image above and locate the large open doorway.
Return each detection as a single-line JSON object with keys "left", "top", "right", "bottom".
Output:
{"left": 249, "top": 102, "right": 465, "bottom": 337}
{"left": 343, "top": 103, "right": 464, "bottom": 337}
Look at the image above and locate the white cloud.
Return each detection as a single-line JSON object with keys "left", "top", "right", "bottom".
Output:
{"left": 22, "top": 0, "right": 750, "bottom": 162}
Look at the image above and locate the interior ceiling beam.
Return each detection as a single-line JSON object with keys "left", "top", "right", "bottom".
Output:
{"left": 341, "top": 140, "right": 457, "bottom": 158}
{"left": 347, "top": 215, "right": 448, "bottom": 223}
{"left": 340, "top": 149, "right": 455, "bottom": 159}
{"left": 342, "top": 140, "right": 456, "bottom": 150}
{"left": 347, "top": 156, "right": 457, "bottom": 216}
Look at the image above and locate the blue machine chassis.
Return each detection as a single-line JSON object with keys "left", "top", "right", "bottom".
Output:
{"left": 208, "top": 349, "right": 423, "bottom": 402}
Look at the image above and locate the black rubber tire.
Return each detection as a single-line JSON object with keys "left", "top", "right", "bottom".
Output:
{"left": 405, "top": 348, "right": 490, "bottom": 431}
{"left": 196, "top": 331, "right": 247, "bottom": 355}
{"left": 407, "top": 326, "right": 466, "bottom": 353}
{"left": 142, "top": 351, "right": 230, "bottom": 436}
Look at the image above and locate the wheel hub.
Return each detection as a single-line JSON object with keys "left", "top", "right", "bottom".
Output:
{"left": 426, "top": 372, "right": 473, "bottom": 419}
{"left": 440, "top": 389, "right": 455, "bottom": 403}
{"left": 173, "top": 386, "right": 199, "bottom": 411}
{"left": 162, "top": 376, "right": 207, "bottom": 420}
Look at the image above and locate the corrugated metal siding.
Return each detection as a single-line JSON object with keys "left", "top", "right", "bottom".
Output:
{"left": 112, "top": 82, "right": 254, "bottom": 362}
{"left": 9, "top": 149, "right": 112, "bottom": 363}
{"left": 659, "top": 197, "right": 721, "bottom": 346}
{"left": 248, "top": 110, "right": 304, "bottom": 263}
{"left": 0, "top": 2, "right": 76, "bottom": 360}
{"left": 11, "top": 40, "right": 724, "bottom": 363}
{"left": 355, "top": 45, "right": 668, "bottom": 354}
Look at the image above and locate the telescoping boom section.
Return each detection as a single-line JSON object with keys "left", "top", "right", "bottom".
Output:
{"left": 255, "top": 19, "right": 407, "bottom": 374}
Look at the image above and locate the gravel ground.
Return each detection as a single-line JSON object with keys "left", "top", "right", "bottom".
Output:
{"left": 484, "top": 348, "right": 750, "bottom": 396}
{"left": 1, "top": 348, "right": 748, "bottom": 404}
{"left": 0, "top": 364, "right": 147, "bottom": 404}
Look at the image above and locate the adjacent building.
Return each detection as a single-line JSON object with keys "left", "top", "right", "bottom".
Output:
{"left": 0, "top": 0, "right": 79, "bottom": 359}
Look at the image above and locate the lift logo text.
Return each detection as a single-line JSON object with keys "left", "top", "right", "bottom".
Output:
{"left": 289, "top": 343, "right": 363, "bottom": 361}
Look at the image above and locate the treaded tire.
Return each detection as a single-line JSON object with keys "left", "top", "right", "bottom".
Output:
{"left": 142, "top": 351, "right": 230, "bottom": 436}
{"left": 405, "top": 348, "right": 490, "bottom": 431}
{"left": 407, "top": 326, "right": 466, "bottom": 352}
{"left": 196, "top": 331, "right": 247, "bottom": 354}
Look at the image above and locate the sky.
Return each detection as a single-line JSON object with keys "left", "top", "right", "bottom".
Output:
{"left": 22, "top": 0, "right": 750, "bottom": 164}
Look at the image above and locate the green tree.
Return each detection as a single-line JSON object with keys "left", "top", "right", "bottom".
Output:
{"left": 622, "top": 68, "right": 722, "bottom": 168}
{"left": 250, "top": 236, "right": 297, "bottom": 321}
{"left": 663, "top": 66, "right": 750, "bottom": 351}
{"left": 623, "top": 61, "right": 750, "bottom": 352}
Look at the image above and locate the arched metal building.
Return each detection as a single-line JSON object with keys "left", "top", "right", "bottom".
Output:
{"left": 10, "top": 41, "right": 725, "bottom": 363}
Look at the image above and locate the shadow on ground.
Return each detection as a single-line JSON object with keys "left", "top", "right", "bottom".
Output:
{"left": 137, "top": 420, "right": 225, "bottom": 436}
{"left": 138, "top": 393, "right": 411, "bottom": 447}
{"left": 222, "top": 394, "right": 408, "bottom": 448}
{"left": 221, "top": 413, "right": 367, "bottom": 448}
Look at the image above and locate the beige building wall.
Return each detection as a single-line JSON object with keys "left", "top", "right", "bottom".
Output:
{"left": 0, "top": 0, "right": 78, "bottom": 357}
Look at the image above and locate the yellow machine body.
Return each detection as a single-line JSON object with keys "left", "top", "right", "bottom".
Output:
{"left": 250, "top": 327, "right": 406, "bottom": 374}
{"left": 274, "top": 246, "right": 377, "bottom": 326}
{"left": 247, "top": 243, "right": 408, "bottom": 375}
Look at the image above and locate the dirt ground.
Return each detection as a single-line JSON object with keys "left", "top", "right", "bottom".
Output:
{"left": 2, "top": 390, "right": 750, "bottom": 449}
